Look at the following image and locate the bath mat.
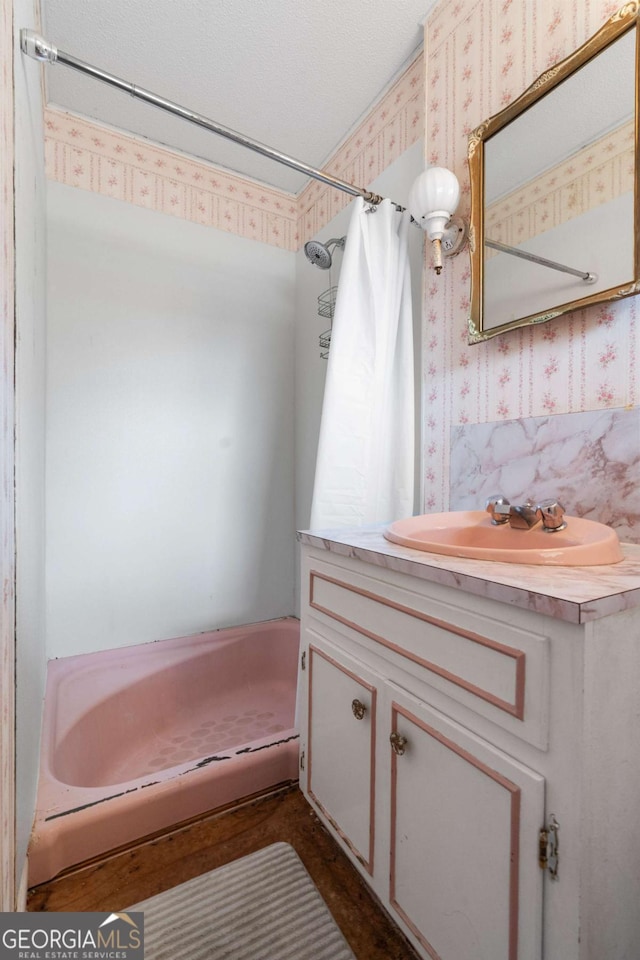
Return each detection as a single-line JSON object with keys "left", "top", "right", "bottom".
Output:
{"left": 128, "top": 841, "right": 357, "bottom": 960}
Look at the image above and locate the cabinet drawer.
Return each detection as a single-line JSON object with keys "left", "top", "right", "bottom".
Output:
{"left": 307, "top": 561, "right": 550, "bottom": 749}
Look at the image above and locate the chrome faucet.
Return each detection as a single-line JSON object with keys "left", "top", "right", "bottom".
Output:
{"left": 508, "top": 499, "right": 540, "bottom": 530}
{"left": 485, "top": 495, "right": 566, "bottom": 532}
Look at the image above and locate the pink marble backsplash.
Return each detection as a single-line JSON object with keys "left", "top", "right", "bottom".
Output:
{"left": 449, "top": 407, "right": 640, "bottom": 543}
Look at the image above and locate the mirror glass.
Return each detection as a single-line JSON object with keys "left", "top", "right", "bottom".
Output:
{"left": 468, "top": 9, "right": 639, "bottom": 342}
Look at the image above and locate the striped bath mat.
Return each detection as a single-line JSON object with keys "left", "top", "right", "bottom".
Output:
{"left": 129, "top": 841, "right": 356, "bottom": 960}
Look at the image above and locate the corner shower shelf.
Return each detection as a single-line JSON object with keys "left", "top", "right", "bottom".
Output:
{"left": 318, "top": 286, "right": 337, "bottom": 359}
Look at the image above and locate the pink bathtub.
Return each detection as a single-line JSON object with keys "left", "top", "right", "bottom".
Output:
{"left": 28, "top": 617, "right": 300, "bottom": 886}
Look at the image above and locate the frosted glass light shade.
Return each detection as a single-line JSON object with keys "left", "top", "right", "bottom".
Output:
{"left": 408, "top": 167, "right": 461, "bottom": 240}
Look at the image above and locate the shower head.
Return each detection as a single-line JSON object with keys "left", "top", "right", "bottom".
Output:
{"left": 304, "top": 236, "right": 345, "bottom": 269}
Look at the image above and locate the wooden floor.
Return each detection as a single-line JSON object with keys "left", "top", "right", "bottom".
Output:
{"left": 27, "top": 784, "right": 420, "bottom": 960}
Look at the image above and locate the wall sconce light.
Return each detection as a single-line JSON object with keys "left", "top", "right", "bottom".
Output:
{"left": 408, "top": 166, "right": 468, "bottom": 274}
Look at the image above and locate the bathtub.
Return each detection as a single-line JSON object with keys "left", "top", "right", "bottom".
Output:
{"left": 28, "top": 617, "right": 300, "bottom": 886}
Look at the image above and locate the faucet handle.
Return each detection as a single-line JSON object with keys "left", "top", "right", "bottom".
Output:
{"left": 485, "top": 494, "right": 510, "bottom": 525}
{"left": 536, "top": 499, "right": 567, "bottom": 532}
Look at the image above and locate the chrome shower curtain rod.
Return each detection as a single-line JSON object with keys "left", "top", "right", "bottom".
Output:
{"left": 20, "top": 29, "right": 388, "bottom": 206}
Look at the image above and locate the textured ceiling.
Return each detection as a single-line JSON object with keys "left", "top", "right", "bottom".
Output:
{"left": 40, "top": 0, "right": 435, "bottom": 194}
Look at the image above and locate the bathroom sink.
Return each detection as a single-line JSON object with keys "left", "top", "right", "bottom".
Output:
{"left": 384, "top": 511, "right": 623, "bottom": 565}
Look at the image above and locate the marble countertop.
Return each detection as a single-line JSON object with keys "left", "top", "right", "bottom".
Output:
{"left": 297, "top": 525, "right": 640, "bottom": 624}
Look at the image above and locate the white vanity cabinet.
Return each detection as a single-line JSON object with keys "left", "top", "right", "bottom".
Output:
{"left": 297, "top": 533, "right": 640, "bottom": 960}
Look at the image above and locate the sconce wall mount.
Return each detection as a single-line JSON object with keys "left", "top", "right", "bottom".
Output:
{"left": 409, "top": 166, "right": 468, "bottom": 274}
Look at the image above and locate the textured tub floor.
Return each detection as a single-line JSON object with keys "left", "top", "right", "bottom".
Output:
{"left": 118, "top": 703, "right": 289, "bottom": 782}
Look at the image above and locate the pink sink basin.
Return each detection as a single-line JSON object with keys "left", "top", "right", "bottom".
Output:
{"left": 384, "top": 510, "right": 623, "bottom": 565}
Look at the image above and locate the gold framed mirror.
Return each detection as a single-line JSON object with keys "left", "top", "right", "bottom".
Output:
{"left": 467, "top": 5, "right": 640, "bottom": 343}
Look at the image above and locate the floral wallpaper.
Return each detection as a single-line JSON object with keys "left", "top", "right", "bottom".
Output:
{"left": 44, "top": 52, "right": 424, "bottom": 254}
{"left": 422, "top": 0, "right": 639, "bottom": 512}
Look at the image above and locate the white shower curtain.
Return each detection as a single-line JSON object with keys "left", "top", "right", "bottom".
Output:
{"left": 310, "top": 197, "right": 414, "bottom": 530}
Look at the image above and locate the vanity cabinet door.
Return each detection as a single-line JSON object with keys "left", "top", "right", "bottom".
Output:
{"left": 306, "top": 640, "right": 377, "bottom": 875}
{"left": 388, "top": 688, "right": 545, "bottom": 960}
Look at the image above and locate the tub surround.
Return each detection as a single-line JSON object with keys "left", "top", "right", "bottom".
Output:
{"left": 297, "top": 527, "right": 640, "bottom": 624}
{"left": 46, "top": 183, "right": 296, "bottom": 658}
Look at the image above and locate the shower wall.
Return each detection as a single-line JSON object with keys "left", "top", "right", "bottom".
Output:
{"left": 43, "top": 48, "right": 425, "bottom": 655}
{"left": 46, "top": 183, "right": 296, "bottom": 658}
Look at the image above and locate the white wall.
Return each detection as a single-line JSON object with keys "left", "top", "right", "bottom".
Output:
{"left": 293, "top": 141, "right": 424, "bottom": 605}
{"left": 13, "top": 0, "right": 47, "bottom": 892}
{"left": 46, "top": 184, "right": 295, "bottom": 658}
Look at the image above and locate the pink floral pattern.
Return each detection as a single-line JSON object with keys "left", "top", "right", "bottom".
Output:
{"left": 422, "top": 0, "right": 639, "bottom": 511}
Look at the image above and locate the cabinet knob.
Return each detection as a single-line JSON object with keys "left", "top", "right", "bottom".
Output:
{"left": 351, "top": 698, "right": 367, "bottom": 720}
{"left": 389, "top": 731, "right": 408, "bottom": 755}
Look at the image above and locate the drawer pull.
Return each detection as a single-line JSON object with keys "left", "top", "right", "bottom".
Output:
{"left": 351, "top": 698, "right": 367, "bottom": 720}
{"left": 390, "top": 731, "right": 408, "bottom": 755}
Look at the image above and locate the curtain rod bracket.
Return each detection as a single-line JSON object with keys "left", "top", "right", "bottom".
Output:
{"left": 21, "top": 29, "right": 57, "bottom": 63}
